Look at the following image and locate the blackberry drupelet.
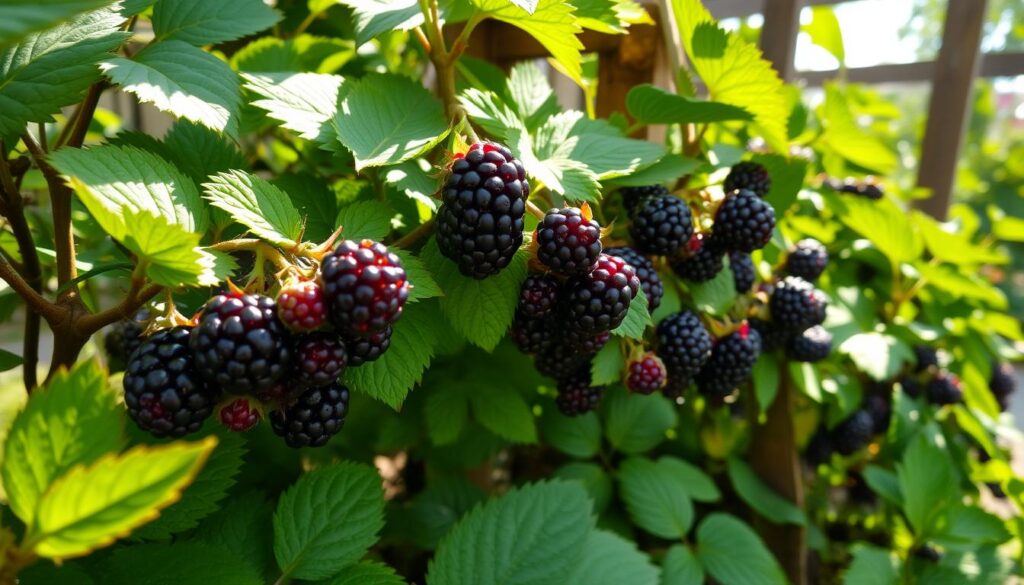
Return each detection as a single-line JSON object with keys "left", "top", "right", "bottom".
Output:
{"left": 346, "top": 326, "right": 392, "bottom": 366}
{"left": 619, "top": 184, "right": 669, "bottom": 213}
{"left": 656, "top": 311, "right": 713, "bottom": 381}
{"left": 562, "top": 254, "right": 640, "bottom": 336}
{"left": 294, "top": 332, "right": 347, "bottom": 386}
{"left": 695, "top": 323, "right": 762, "bottom": 398}
{"left": 218, "top": 398, "right": 261, "bottom": 432}
{"left": 517, "top": 275, "right": 561, "bottom": 318}
{"left": 556, "top": 367, "right": 602, "bottom": 416}
{"left": 190, "top": 293, "right": 291, "bottom": 396}
{"left": 605, "top": 246, "right": 663, "bottom": 311}
{"left": 125, "top": 326, "right": 217, "bottom": 438}
{"left": 711, "top": 189, "right": 776, "bottom": 252}
{"left": 535, "top": 207, "right": 602, "bottom": 276}
{"left": 321, "top": 239, "right": 409, "bottom": 337}
{"left": 787, "top": 325, "right": 832, "bottom": 362}
{"left": 729, "top": 251, "right": 756, "bottom": 293}
{"left": 831, "top": 409, "right": 874, "bottom": 455}
{"left": 510, "top": 314, "right": 554, "bottom": 354}
{"left": 749, "top": 317, "right": 789, "bottom": 353}
{"left": 769, "top": 276, "right": 827, "bottom": 333}
{"left": 270, "top": 382, "right": 350, "bottom": 448}
{"left": 276, "top": 279, "right": 326, "bottom": 332}
{"left": 436, "top": 142, "right": 529, "bottom": 278}
{"left": 626, "top": 353, "right": 667, "bottom": 395}
{"left": 724, "top": 161, "right": 771, "bottom": 198}
{"left": 670, "top": 234, "right": 723, "bottom": 283}
{"left": 629, "top": 195, "right": 694, "bottom": 256}
{"left": 535, "top": 341, "right": 594, "bottom": 380}
{"left": 926, "top": 371, "right": 963, "bottom": 406}
{"left": 662, "top": 375, "right": 690, "bottom": 400}
{"left": 786, "top": 239, "right": 828, "bottom": 282}
{"left": 913, "top": 345, "right": 938, "bottom": 373}
{"left": 563, "top": 329, "right": 611, "bottom": 354}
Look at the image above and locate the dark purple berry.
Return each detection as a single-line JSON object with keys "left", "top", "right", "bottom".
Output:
{"left": 518, "top": 275, "right": 560, "bottom": 318}
{"left": 711, "top": 189, "right": 776, "bottom": 252}
{"left": 769, "top": 276, "right": 827, "bottom": 333}
{"left": 724, "top": 161, "right": 771, "bottom": 198}
{"left": 629, "top": 195, "right": 694, "bottom": 256}
{"left": 729, "top": 251, "right": 755, "bottom": 293}
{"left": 619, "top": 184, "right": 669, "bottom": 212}
{"left": 294, "top": 332, "right": 347, "bottom": 386}
{"left": 656, "top": 311, "right": 713, "bottom": 381}
{"left": 535, "top": 207, "right": 602, "bottom": 275}
{"left": 556, "top": 367, "right": 602, "bottom": 416}
{"left": 510, "top": 314, "right": 554, "bottom": 354}
{"left": 218, "top": 398, "right": 261, "bottom": 432}
{"left": 605, "top": 246, "right": 663, "bottom": 311}
{"left": 786, "top": 239, "right": 828, "bottom": 282}
{"left": 787, "top": 325, "right": 832, "bottom": 362}
{"left": 671, "top": 234, "right": 724, "bottom": 283}
{"left": 990, "top": 362, "right": 1016, "bottom": 412}
{"left": 913, "top": 345, "right": 938, "bottom": 373}
{"left": 276, "top": 279, "right": 327, "bottom": 332}
{"left": 562, "top": 254, "right": 640, "bottom": 336}
{"left": 749, "top": 317, "right": 789, "bottom": 353}
{"left": 104, "top": 310, "right": 148, "bottom": 372}
{"left": 346, "top": 326, "right": 392, "bottom": 366}
{"left": 626, "top": 353, "right": 667, "bottom": 395}
{"left": 321, "top": 239, "right": 410, "bottom": 337}
{"left": 831, "top": 410, "right": 874, "bottom": 455}
{"left": 926, "top": 371, "right": 963, "bottom": 406}
{"left": 270, "top": 382, "right": 350, "bottom": 448}
{"left": 695, "top": 323, "right": 761, "bottom": 398}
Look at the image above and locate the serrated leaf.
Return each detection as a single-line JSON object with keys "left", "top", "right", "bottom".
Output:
{"left": 658, "top": 456, "right": 720, "bottom": 502}
{"left": 470, "top": 384, "right": 537, "bottom": 443}
{"left": 273, "top": 173, "right": 338, "bottom": 242}
{"left": 408, "top": 477, "right": 485, "bottom": 550}
{"left": 565, "top": 530, "right": 659, "bottom": 585}
{"left": 426, "top": 481, "right": 594, "bottom": 585}
{"left": 507, "top": 61, "right": 560, "bottom": 130}
{"left": 539, "top": 408, "right": 601, "bottom": 459}
{"left": 726, "top": 458, "right": 805, "bottom": 526}
{"left": 204, "top": 170, "right": 303, "bottom": 246}
{"left": 662, "top": 544, "right": 704, "bottom": 585}
{"left": 553, "top": 462, "right": 612, "bottom": 513}
{"left": 104, "top": 542, "right": 261, "bottom": 585}
{"left": 898, "top": 433, "right": 958, "bottom": 537}
{"left": 26, "top": 437, "right": 216, "bottom": 559}
{"left": 232, "top": 34, "right": 353, "bottom": 74}
{"left": 0, "top": 0, "right": 116, "bottom": 48}
{"left": 603, "top": 386, "right": 676, "bottom": 454}
{"left": 591, "top": 341, "right": 624, "bottom": 386}
{"left": 426, "top": 387, "right": 469, "bottom": 445}
{"left": 826, "top": 193, "right": 922, "bottom": 266}
{"left": 941, "top": 504, "right": 1011, "bottom": 544}
{"left": 619, "top": 457, "right": 694, "bottom": 539}
{"left": 802, "top": 6, "right": 844, "bottom": 63}
{"left": 152, "top": 0, "right": 281, "bottom": 46}
{"left": 574, "top": 0, "right": 653, "bottom": 34}
{"left": 273, "top": 462, "right": 385, "bottom": 580}
{"left": 613, "top": 288, "right": 651, "bottom": 339}
{"left": 689, "top": 262, "right": 736, "bottom": 316}
{"left": 197, "top": 491, "right": 275, "bottom": 580}
{"left": 332, "top": 73, "right": 449, "bottom": 170}
{"left": 473, "top": 0, "right": 584, "bottom": 85}
{"left": 605, "top": 154, "right": 701, "bottom": 187}
{"left": 2, "top": 361, "right": 122, "bottom": 526}
{"left": 383, "top": 159, "right": 439, "bottom": 210}
{"left": 17, "top": 562, "right": 95, "bottom": 585}
{"left": 243, "top": 72, "right": 343, "bottom": 147}
{"left": 339, "top": 0, "right": 419, "bottom": 47}
{"left": 627, "top": 84, "right": 752, "bottom": 124}
{"left": 122, "top": 209, "right": 221, "bottom": 287}
{"left": 459, "top": 88, "right": 523, "bottom": 140}
{"left": 162, "top": 120, "right": 247, "bottom": 185}
{"left": 696, "top": 514, "right": 787, "bottom": 585}
{"left": 335, "top": 200, "right": 393, "bottom": 241}
{"left": 329, "top": 561, "right": 408, "bottom": 585}
{"left": 838, "top": 332, "right": 914, "bottom": 382}
{"left": 0, "top": 7, "right": 127, "bottom": 135}
{"left": 843, "top": 544, "right": 900, "bottom": 585}
{"left": 102, "top": 41, "right": 241, "bottom": 137}
{"left": 394, "top": 249, "right": 442, "bottom": 303}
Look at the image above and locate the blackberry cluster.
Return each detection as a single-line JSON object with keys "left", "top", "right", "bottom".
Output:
{"left": 785, "top": 239, "right": 828, "bottom": 282}
{"left": 347, "top": 327, "right": 392, "bottom": 367}
{"left": 321, "top": 239, "right": 409, "bottom": 337}
{"left": 788, "top": 325, "right": 832, "bottom": 363}
{"left": 270, "top": 382, "right": 350, "bottom": 447}
{"left": 670, "top": 234, "right": 723, "bottom": 283}
{"left": 724, "top": 161, "right": 771, "bottom": 198}
{"left": 990, "top": 362, "right": 1017, "bottom": 411}
{"left": 711, "top": 189, "right": 776, "bottom": 253}
{"left": 517, "top": 275, "right": 560, "bottom": 318}
{"left": 556, "top": 367, "right": 602, "bottom": 416}
{"left": 294, "top": 333, "right": 347, "bottom": 386}
{"left": 437, "top": 142, "right": 528, "bottom": 278}
{"left": 626, "top": 353, "right": 667, "bottom": 395}
{"left": 535, "top": 207, "right": 602, "bottom": 276}
{"left": 511, "top": 316, "right": 554, "bottom": 354}
{"left": 729, "top": 252, "right": 755, "bottom": 293}
{"left": 629, "top": 195, "right": 694, "bottom": 256}
{"left": 605, "top": 247, "right": 663, "bottom": 311}
{"left": 619, "top": 184, "right": 669, "bottom": 213}
{"left": 695, "top": 323, "right": 761, "bottom": 399}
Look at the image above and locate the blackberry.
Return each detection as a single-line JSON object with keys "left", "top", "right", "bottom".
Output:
{"left": 805, "top": 428, "right": 833, "bottom": 467}
{"left": 437, "top": 141, "right": 529, "bottom": 278}
{"left": 510, "top": 315, "right": 554, "bottom": 354}
{"left": 926, "top": 371, "right": 963, "bottom": 406}
{"left": 104, "top": 310, "right": 148, "bottom": 371}
{"left": 848, "top": 472, "right": 877, "bottom": 506}
{"left": 620, "top": 184, "right": 670, "bottom": 213}
{"left": 724, "top": 161, "right": 771, "bottom": 198}
{"left": 670, "top": 234, "right": 723, "bottom": 283}
{"left": 913, "top": 345, "right": 938, "bottom": 373}
{"left": 656, "top": 311, "right": 713, "bottom": 381}
{"left": 517, "top": 275, "right": 560, "bottom": 318}
{"left": 629, "top": 195, "right": 693, "bottom": 256}
{"left": 276, "top": 279, "right": 326, "bottom": 332}
{"left": 535, "top": 340, "right": 592, "bottom": 380}
{"left": 898, "top": 376, "right": 921, "bottom": 398}
{"left": 555, "top": 368, "right": 602, "bottom": 416}
{"left": 294, "top": 332, "right": 347, "bottom": 386}
{"left": 218, "top": 398, "right": 261, "bottom": 432}
{"left": 124, "top": 326, "right": 217, "bottom": 438}
{"left": 831, "top": 410, "right": 874, "bottom": 456}
{"left": 729, "top": 251, "right": 755, "bottom": 293}
{"left": 863, "top": 388, "right": 892, "bottom": 435}
{"left": 605, "top": 247, "right": 663, "bottom": 311}
{"left": 785, "top": 239, "right": 828, "bottom": 282}
{"left": 836, "top": 179, "right": 884, "bottom": 200}
{"left": 321, "top": 239, "right": 410, "bottom": 337}
{"left": 749, "top": 317, "right": 789, "bottom": 353}
{"left": 562, "top": 254, "right": 640, "bottom": 335}
{"left": 626, "top": 353, "right": 667, "bottom": 395}
{"left": 769, "top": 276, "right": 826, "bottom": 333}
{"left": 270, "top": 382, "right": 350, "bottom": 448}
{"left": 563, "top": 330, "right": 611, "bottom": 354}
{"left": 535, "top": 207, "right": 602, "bottom": 276}
{"left": 346, "top": 326, "right": 392, "bottom": 367}
{"left": 913, "top": 546, "right": 942, "bottom": 563}
{"left": 860, "top": 183, "right": 884, "bottom": 200}
{"left": 190, "top": 293, "right": 291, "bottom": 396}
{"left": 787, "top": 325, "right": 832, "bottom": 362}
{"left": 695, "top": 323, "right": 761, "bottom": 398}
{"left": 711, "top": 189, "right": 776, "bottom": 252}
{"left": 662, "top": 375, "right": 690, "bottom": 400}
{"left": 990, "top": 362, "right": 1016, "bottom": 411}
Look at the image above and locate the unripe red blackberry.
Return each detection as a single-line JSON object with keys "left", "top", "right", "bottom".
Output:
{"left": 656, "top": 311, "right": 713, "bottom": 381}
{"left": 711, "top": 189, "right": 776, "bottom": 252}
{"left": 125, "top": 326, "right": 218, "bottom": 438}
{"left": 562, "top": 254, "right": 640, "bottom": 336}
{"left": 619, "top": 184, "right": 669, "bottom": 212}
{"left": 556, "top": 367, "right": 602, "bottom": 416}
{"left": 831, "top": 410, "right": 874, "bottom": 455}
{"left": 270, "top": 382, "right": 350, "bottom": 448}
{"left": 729, "top": 251, "right": 755, "bottom": 293}
{"left": 294, "top": 332, "right": 347, "bottom": 386}
{"left": 218, "top": 398, "right": 261, "bottom": 432}
{"left": 346, "top": 326, "right": 392, "bottom": 367}
{"left": 769, "top": 276, "right": 827, "bottom": 333}
{"left": 670, "top": 234, "right": 723, "bottom": 283}
{"left": 276, "top": 279, "right": 326, "bottom": 332}
{"left": 517, "top": 275, "right": 560, "bottom": 318}
{"left": 786, "top": 239, "right": 828, "bottom": 282}
{"left": 913, "top": 345, "right": 938, "bottom": 373}
{"left": 510, "top": 314, "right": 554, "bottom": 354}
{"left": 629, "top": 195, "right": 694, "bottom": 256}
{"left": 695, "top": 323, "right": 761, "bottom": 399}
{"left": 926, "top": 371, "right": 963, "bottom": 406}
{"left": 321, "top": 239, "right": 409, "bottom": 337}
{"left": 535, "top": 207, "right": 602, "bottom": 276}
{"left": 724, "top": 161, "right": 771, "bottom": 198}
{"left": 626, "top": 353, "right": 667, "bottom": 395}
{"left": 605, "top": 247, "right": 663, "bottom": 311}
{"left": 990, "top": 362, "right": 1016, "bottom": 411}
{"left": 787, "top": 325, "right": 832, "bottom": 362}
{"left": 437, "top": 142, "right": 529, "bottom": 278}
{"left": 190, "top": 293, "right": 291, "bottom": 396}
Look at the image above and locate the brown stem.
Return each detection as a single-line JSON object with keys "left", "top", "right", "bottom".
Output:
{"left": 393, "top": 219, "right": 435, "bottom": 249}
{"left": 22, "top": 132, "right": 78, "bottom": 291}
{"left": 55, "top": 82, "right": 105, "bottom": 150}
{"left": 0, "top": 257, "right": 61, "bottom": 323}
{"left": 76, "top": 283, "right": 162, "bottom": 336}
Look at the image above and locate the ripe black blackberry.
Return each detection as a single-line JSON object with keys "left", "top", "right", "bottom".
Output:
{"left": 913, "top": 546, "right": 942, "bottom": 563}
{"left": 437, "top": 142, "right": 529, "bottom": 278}
{"left": 190, "top": 293, "right": 291, "bottom": 395}
{"left": 562, "top": 254, "right": 640, "bottom": 335}
{"left": 626, "top": 353, "right": 667, "bottom": 395}
{"left": 724, "top": 161, "right": 771, "bottom": 198}
{"left": 656, "top": 311, "right": 713, "bottom": 381}
{"left": 270, "top": 382, "right": 350, "bottom": 448}
{"left": 510, "top": 314, "right": 554, "bottom": 354}
{"left": 926, "top": 371, "right": 963, "bottom": 406}
{"left": 695, "top": 323, "right": 761, "bottom": 398}
{"left": 898, "top": 376, "right": 922, "bottom": 398}
{"left": 104, "top": 311, "right": 147, "bottom": 371}
{"left": 294, "top": 332, "right": 347, "bottom": 386}
{"left": 218, "top": 398, "right": 261, "bottom": 432}
{"left": 563, "top": 330, "right": 611, "bottom": 354}
{"left": 913, "top": 345, "right": 938, "bottom": 373}
{"left": 321, "top": 239, "right": 409, "bottom": 337}
{"left": 769, "top": 276, "right": 827, "bottom": 333}
{"left": 124, "top": 326, "right": 217, "bottom": 438}
{"left": 862, "top": 384, "right": 892, "bottom": 434}
{"left": 556, "top": 368, "right": 602, "bottom": 416}
{"left": 805, "top": 428, "right": 833, "bottom": 467}
{"left": 619, "top": 184, "right": 669, "bottom": 213}
{"left": 629, "top": 195, "right": 693, "bottom": 256}
{"left": 831, "top": 410, "right": 874, "bottom": 456}
{"left": 346, "top": 326, "right": 392, "bottom": 367}
{"left": 517, "top": 275, "right": 560, "bottom": 318}
{"left": 670, "top": 234, "right": 723, "bottom": 283}
{"left": 662, "top": 375, "right": 690, "bottom": 400}
{"left": 786, "top": 239, "right": 828, "bottom": 282}
{"left": 990, "top": 362, "right": 1017, "bottom": 411}
{"left": 729, "top": 251, "right": 755, "bottom": 293}
{"left": 787, "top": 325, "right": 832, "bottom": 362}
{"left": 710, "top": 189, "right": 776, "bottom": 252}
{"left": 605, "top": 247, "right": 663, "bottom": 311}
{"left": 749, "top": 317, "right": 789, "bottom": 353}
{"left": 534, "top": 343, "right": 589, "bottom": 380}
{"left": 535, "top": 207, "right": 602, "bottom": 276}
{"left": 276, "top": 279, "right": 326, "bottom": 332}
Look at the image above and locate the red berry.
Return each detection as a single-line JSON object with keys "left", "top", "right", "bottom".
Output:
{"left": 294, "top": 332, "right": 347, "bottom": 386}
{"left": 277, "top": 280, "right": 326, "bottom": 332}
{"left": 218, "top": 398, "right": 261, "bottom": 432}
{"left": 321, "top": 239, "right": 410, "bottom": 337}
{"left": 627, "top": 353, "right": 667, "bottom": 395}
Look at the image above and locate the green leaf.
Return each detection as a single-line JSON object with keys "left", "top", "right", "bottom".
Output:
{"left": 590, "top": 341, "right": 624, "bottom": 386}
{"left": 838, "top": 332, "right": 914, "bottom": 382}
{"left": 124, "top": 210, "right": 225, "bottom": 287}
{"left": 426, "top": 481, "right": 594, "bottom": 585}
{"left": 338, "top": 0, "right": 434, "bottom": 47}
{"left": 393, "top": 249, "right": 441, "bottom": 302}
{"left": 232, "top": 34, "right": 352, "bottom": 74}
{"left": 843, "top": 544, "right": 900, "bottom": 585}
{"left": 726, "top": 458, "right": 805, "bottom": 526}
{"left": 473, "top": 0, "right": 584, "bottom": 85}
{"left": 104, "top": 542, "right": 261, "bottom": 585}
{"left": 383, "top": 159, "right": 439, "bottom": 210}
{"left": 408, "top": 477, "right": 485, "bottom": 550}
{"left": 752, "top": 352, "right": 779, "bottom": 415}
{"left": 335, "top": 200, "right": 393, "bottom": 242}
{"left": 862, "top": 465, "right": 902, "bottom": 506}
{"left": 658, "top": 456, "right": 720, "bottom": 502}
{"left": 426, "top": 387, "right": 470, "bottom": 445}
{"left": 2, "top": 361, "right": 122, "bottom": 526}
{"left": 423, "top": 238, "right": 528, "bottom": 351}
{"left": 801, "top": 6, "right": 844, "bottom": 63}
{"left": 826, "top": 194, "right": 921, "bottom": 266}
{"left": 603, "top": 386, "right": 677, "bottom": 454}
{"left": 163, "top": 120, "right": 247, "bottom": 184}
{"left": 273, "top": 462, "right": 385, "bottom": 580}
{"left": 573, "top": 0, "right": 653, "bottom": 34}
{"left": 613, "top": 289, "right": 651, "bottom": 339}
{"left": 470, "top": 385, "right": 538, "bottom": 443}
{"left": 689, "top": 262, "right": 736, "bottom": 316}
{"left": 897, "top": 433, "right": 958, "bottom": 537}
{"left": 152, "top": 0, "right": 281, "bottom": 46}
{"left": 0, "top": 7, "right": 126, "bottom": 135}
{"left": 26, "top": 437, "right": 216, "bottom": 559}
{"left": 274, "top": 173, "right": 339, "bottom": 242}
{"left": 553, "top": 462, "right": 612, "bottom": 513}
{"left": 328, "top": 561, "right": 408, "bottom": 585}
{"left": 243, "top": 72, "right": 343, "bottom": 147}
{"left": 513, "top": 125, "right": 601, "bottom": 202}
{"left": 918, "top": 263, "right": 1007, "bottom": 309}
{"left": 565, "top": 530, "right": 659, "bottom": 585}
{"left": 662, "top": 545, "right": 705, "bottom": 585}
{"left": 17, "top": 562, "right": 95, "bottom": 585}
{"left": 332, "top": 73, "right": 449, "bottom": 170}
{"left": 345, "top": 302, "right": 441, "bottom": 408}
{"left": 459, "top": 88, "right": 523, "bottom": 141}
{"left": 696, "top": 514, "right": 787, "bottom": 585}
{"left": 626, "top": 84, "right": 752, "bottom": 124}
{"left": 605, "top": 154, "right": 702, "bottom": 187}
{"left": 752, "top": 153, "right": 807, "bottom": 213}
{"left": 197, "top": 491, "right": 275, "bottom": 579}
{"left": 0, "top": 348, "right": 22, "bottom": 372}
{"left": 0, "top": 0, "right": 115, "bottom": 48}
{"left": 619, "top": 457, "right": 694, "bottom": 539}
{"left": 102, "top": 40, "right": 241, "bottom": 137}
{"left": 539, "top": 408, "right": 601, "bottom": 459}
{"left": 204, "top": 170, "right": 303, "bottom": 246}
{"left": 507, "top": 61, "right": 560, "bottom": 129}
{"left": 818, "top": 83, "right": 897, "bottom": 174}
{"left": 940, "top": 504, "right": 1011, "bottom": 544}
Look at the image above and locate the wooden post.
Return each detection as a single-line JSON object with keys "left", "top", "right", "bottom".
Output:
{"left": 915, "top": 0, "right": 989, "bottom": 220}
{"left": 595, "top": 22, "right": 660, "bottom": 134}
{"left": 759, "top": 0, "right": 804, "bottom": 82}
